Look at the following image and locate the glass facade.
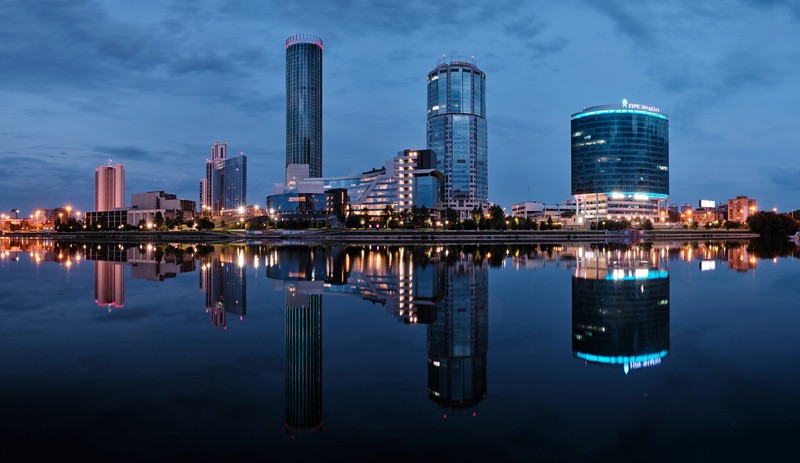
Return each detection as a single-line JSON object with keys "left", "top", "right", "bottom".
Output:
{"left": 211, "top": 155, "right": 247, "bottom": 214}
{"left": 286, "top": 34, "right": 323, "bottom": 179}
{"left": 412, "top": 171, "right": 443, "bottom": 210}
{"left": 427, "top": 59, "right": 487, "bottom": 217}
{"left": 571, "top": 104, "right": 669, "bottom": 196}
{"left": 266, "top": 192, "right": 330, "bottom": 221}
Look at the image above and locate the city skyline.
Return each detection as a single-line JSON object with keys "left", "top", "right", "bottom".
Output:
{"left": 1, "top": 0, "right": 799, "bottom": 214}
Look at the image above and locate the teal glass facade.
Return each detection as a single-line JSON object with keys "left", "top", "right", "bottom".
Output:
{"left": 286, "top": 34, "right": 323, "bottom": 179}
{"left": 427, "top": 59, "right": 487, "bottom": 217}
{"left": 571, "top": 104, "right": 669, "bottom": 196}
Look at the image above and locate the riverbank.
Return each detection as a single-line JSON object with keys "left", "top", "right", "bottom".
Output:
{"left": 1, "top": 228, "right": 760, "bottom": 244}
{"left": 278, "top": 228, "right": 759, "bottom": 244}
{"left": 0, "top": 230, "right": 235, "bottom": 243}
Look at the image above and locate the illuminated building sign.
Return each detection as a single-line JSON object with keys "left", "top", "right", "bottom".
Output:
{"left": 606, "top": 192, "right": 669, "bottom": 200}
{"left": 605, "top": 269, "right": 669, "bottom": 281}
{"left": 622, "top": 99, "right": 661, "bottom": 113}
{"left": 576, "top": 350, "right": 668, "bottom": 365}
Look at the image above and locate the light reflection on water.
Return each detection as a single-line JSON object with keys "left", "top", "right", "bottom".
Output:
{"left": 0, "top": 238, "right": 799, "bottom": 460}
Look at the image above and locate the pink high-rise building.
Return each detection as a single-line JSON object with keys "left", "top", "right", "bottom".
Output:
{"left": 95, "top": 164, "right": 125, "bottom": 211}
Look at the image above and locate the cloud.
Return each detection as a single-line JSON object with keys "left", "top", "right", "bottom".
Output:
{"left": 90, "top": 145, "right": 153, "bottom": 161}
{"left": 769, "top": 167, "right": 800, "bottom": 192}
{"left": 583, "top": 0, "right": 657, "bottom": 44}
{"left": 503, "top": 17, "right": 570, "bottom": 59}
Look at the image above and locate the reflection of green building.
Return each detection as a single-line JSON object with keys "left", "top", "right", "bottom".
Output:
{"left": 427, "top": 260, "right": 488, "bottom": 409}
{"left": 285, "top": 289, "right": 323, "bottom": 433}
{"left": 572, "top": 268, "right": 670, "bottom": 374}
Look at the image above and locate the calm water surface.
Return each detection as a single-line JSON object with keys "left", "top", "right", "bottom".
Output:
{"left": 1, "top": 238, "right": 799, "bottom": 461}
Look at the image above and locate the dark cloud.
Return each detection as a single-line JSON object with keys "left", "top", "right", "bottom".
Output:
{"left": 738, "top": 0, "right": 800, "bottom": 20}
{"left": 504, "top": 17, "right": 570, "bottom": 58}
{"left": 584, "top": 0, "right": 656, "bottom": 44}
{"left": 90, "top": 145, "right": 153, "bottom": 161}
{"left": 769, "top": 168, "right": 800, "bottom": 192}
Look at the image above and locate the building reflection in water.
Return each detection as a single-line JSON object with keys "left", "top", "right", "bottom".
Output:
{"left": 572, "top": 244, "right": 670, "bottom": 374}
{"left": 427, "top": 256, "right": 488, "bottom": 414}
{"left": 266, "top": 247, "right": 331, "bottom": 435}
{"left": 86, "top": 244, "right": 128, "bottom": 310}
{"left": 199, "top": 247, "right": 246, "bottom": 329}
{"left": 94, "top": 260, "right": 125, "bottom": 309}
{"left": 266, "top": 245, "right": 489, "bottom": 429}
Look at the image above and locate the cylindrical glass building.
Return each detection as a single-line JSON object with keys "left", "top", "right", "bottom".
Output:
{"left": 286, "top": 34, "right": 323, "bottom": 179}
{"left": 426, "top": 57, "right": 487, "bottom": 218}
{"left": 571, "top": 101, "right": 669, "bottom": 222}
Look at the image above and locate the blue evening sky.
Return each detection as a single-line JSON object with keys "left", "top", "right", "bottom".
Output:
{"left": 1, "top": 0, "right": 798, "bottom": 215}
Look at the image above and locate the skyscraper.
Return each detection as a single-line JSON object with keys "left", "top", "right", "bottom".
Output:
{"left": 200, "top": 142, "right": 247, "bottom": 215}
{"left": 286, "top": 34, "right": 323, "bottom": 180}
{"left": 427, "top": 57, "right": 487, "bottom": 218}
{"left": 571, "top": 101, "right": 669, "bottom": 222}
{"left": 94, "top": 164, "right": 125, "bottom": 211}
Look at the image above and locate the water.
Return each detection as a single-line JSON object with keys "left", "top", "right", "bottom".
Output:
{"left": 1, "top": 238, "right": 798, "bottom": 461}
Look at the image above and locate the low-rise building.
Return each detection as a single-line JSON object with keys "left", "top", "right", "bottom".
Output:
{"left": 127, "top": 191, "right": 195, "bottom": 227}
{"left": 727, "top": 196, "right": 757, "bottom": 223}
{"left": 511, "top": 201, "right": 576, "bottom": 221}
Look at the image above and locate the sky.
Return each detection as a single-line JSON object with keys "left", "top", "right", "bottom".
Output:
{"left": 1, "top": 0, "right": 799, "bottom": 216}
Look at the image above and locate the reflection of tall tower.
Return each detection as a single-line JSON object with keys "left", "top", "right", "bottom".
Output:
{"left": 94, "top": 260, "right": 124, "bottom": 309}
{"left": 427, "top": 259, "right": 488, "bottom": 410}
{"left": 285, "top": 287, "right": 323, "bottom": 433}
{"left": 200, "top": 251, "right": 246, "bottom": 329}
{"left": 572, "top": 244, "right": 670, "bottom": 373}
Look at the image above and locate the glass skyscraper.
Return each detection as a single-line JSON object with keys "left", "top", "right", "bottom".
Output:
{"left": 571, "top": 101, "right": 669, "bottom": 221}
{"left": 427, "top": 58, "right": 487, "bottom": 218}
{"left": 286, "top": 34, "right": 323, "bottom": 179}
{"left": 201, "top": 142, "right": 247, "bottom": 215}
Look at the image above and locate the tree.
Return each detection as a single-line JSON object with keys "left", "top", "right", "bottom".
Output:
{"left": 469, "top": 207, "right": 483, "bottom": 224}
{"left": 487, "top": 205, "right": 505, "bottom": 230}
{"left": 643, "top": 219, "right": 654, "bottom": 230}
{"left": 381, "top": 205, "right": 396, "bottom": 229}
{"left": 746, "top": 211, "right": 799, "bottom": 238}
{"left": 173, "top": 210, "right": 185, "bottom": 229}
{"left": 411, "top": 205, "right": 429, "bottom": 228}
{"left": 195, "top": 217, "right": 214, "bottom": 230}
{"left": 154, "top": 211, "right": 164, "bottom": 228}
{"left": 445, "top": 208, "right": 459, "bottom": 230}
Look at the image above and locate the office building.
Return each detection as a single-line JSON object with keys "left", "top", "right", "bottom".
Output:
{"left": 267, "top": 149, "right": 443, "bottom": 222}
{"left": 427, "top": 57, "right": 487, "bottom": 218}
{"left": 200, "top": 142, "right": 247, "bottom": 216}
{"left": 571, "top": 101, "right": 669, "bottom": 222}
{"left": 95, "top": 164, "right": 125, "bottom": 211}
{"left": 286, "top": 34, "right": 323, "bottom": 179}
{"left": 727, "top": 196, "right": 757, "bottom": 223}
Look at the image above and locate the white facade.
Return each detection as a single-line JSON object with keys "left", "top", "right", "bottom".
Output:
{"left": 512, "top": 201, "right": 576, "bottom": 220}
